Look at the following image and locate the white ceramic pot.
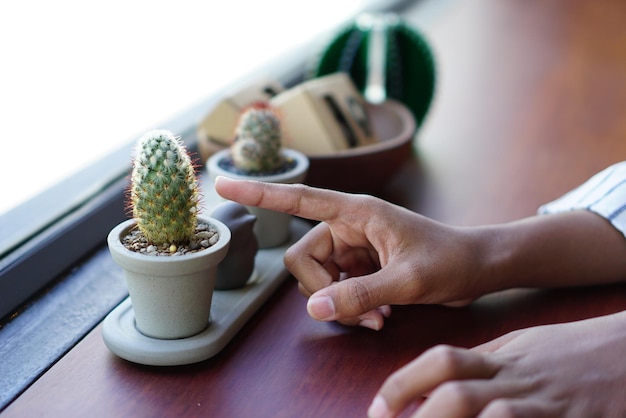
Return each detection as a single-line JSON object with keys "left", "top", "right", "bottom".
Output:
{"left": 207, "top": 148, "right": 309, "bottom": 248}
{"left": 107, "top": 216, "right": 231, "bottom": 340}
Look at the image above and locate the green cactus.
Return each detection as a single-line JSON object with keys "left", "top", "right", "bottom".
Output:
{"left": 130, "top": 129, "right": 199, "bottom": 246}
{"left": 231, "top": 102, "right": 284, "bottom": 172}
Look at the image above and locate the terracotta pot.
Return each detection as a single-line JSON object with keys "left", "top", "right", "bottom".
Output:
{"left": 107, "top": 216, "right": 231, "bottom": 340}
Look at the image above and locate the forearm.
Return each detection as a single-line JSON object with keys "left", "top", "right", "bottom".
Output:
{"left": 476, "top": 210, "right": 626, "bottom": 290}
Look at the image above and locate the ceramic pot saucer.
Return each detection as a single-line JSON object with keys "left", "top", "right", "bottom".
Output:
{"left": 102, "top": 218, "right": 310, "bottom": 366}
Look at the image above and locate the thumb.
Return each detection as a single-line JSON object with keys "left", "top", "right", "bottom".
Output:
{"left": 306, "top": 274, "right": 389, "bottom": 321}
{"left": 306, "top": 294, "right": 337, "bottom": 321}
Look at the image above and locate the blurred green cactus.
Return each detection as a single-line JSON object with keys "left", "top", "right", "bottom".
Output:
{"left": 130, "top": 129, "right": 199, "bottom": 245}
{"left": 231, "top": 102, "right": 284, "bottom": 172}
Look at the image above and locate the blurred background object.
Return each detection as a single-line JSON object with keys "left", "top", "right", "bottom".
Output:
{"left": 310, "top": 12, "right": 436, "bottom": 126}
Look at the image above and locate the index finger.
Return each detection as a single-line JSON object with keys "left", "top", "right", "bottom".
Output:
{"left": 214, "top": 176, "right": 350, "bottom": 222}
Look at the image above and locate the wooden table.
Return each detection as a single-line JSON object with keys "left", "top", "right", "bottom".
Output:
{"left": 5, "top": 1, "right": 626, "bottom": 417}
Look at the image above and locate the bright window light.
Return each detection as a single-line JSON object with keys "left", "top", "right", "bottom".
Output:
{"left": 0, "top": 0, "right": 364, "bottom": 216}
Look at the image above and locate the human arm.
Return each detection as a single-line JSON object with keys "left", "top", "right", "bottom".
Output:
{"left": 214, "top": 176, "right": 626, "bottom": 329}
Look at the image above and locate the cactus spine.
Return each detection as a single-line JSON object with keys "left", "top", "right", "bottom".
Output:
{"left": 130, "top": 129, "right": 199, "bottom": 246}
{"left": 231, "top": 102, "right": 284, "bottom": 172}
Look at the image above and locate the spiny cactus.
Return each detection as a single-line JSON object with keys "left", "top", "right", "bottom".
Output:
{"left": 130, "top": 129, "right": 199, "bottom": 246}
{"left": 231, "top": 102, "right": 284, "bottom": 172}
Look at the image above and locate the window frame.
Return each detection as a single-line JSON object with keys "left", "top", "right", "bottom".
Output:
{"left": 0, "top": 33, "right": 312, "bottom": 322}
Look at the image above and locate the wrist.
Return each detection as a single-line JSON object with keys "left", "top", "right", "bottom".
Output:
{"left": 469, "top": 211, "right": 626, "bottom": 291}
{"left": 464, "top": 224, "right": 515, "bottom": 295}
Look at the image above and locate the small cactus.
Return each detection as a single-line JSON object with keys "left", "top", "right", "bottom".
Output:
{"left": 231, "top": 102, "right": 284, "bottom": 172}
{"left": 130, "top": 129, "right": 199, "bottom": 246}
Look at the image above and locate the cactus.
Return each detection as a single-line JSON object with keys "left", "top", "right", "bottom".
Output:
{"left": 130, "top": 129, "right": 199, "bottom": 246}
{"left": 231, "top": 102, "right": 285, "bottom": 172}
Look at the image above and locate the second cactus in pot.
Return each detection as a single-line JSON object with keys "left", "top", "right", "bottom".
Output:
{"left": 207, "top": 102, "right": 309, "bottom": 248}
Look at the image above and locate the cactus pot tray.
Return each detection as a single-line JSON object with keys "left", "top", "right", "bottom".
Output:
{"left": 102, "top": 218, "right": 310, "bottom": 366}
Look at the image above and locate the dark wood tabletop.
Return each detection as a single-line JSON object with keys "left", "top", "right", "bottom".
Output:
{"left": 5, "top": 1, "right": 626, "bottom": 417}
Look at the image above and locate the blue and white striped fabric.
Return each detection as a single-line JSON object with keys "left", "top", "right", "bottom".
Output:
{"left": 538, "top": 161, "right": 626, "bottom": 238}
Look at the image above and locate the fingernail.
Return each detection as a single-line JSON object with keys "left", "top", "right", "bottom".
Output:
{"left": 359, "top": 319, "right": 382, "bottom": 331}
{"left": 378, "top": 305, "right": 392, "bottom": 318}
{"left": 368, "top": 396, "right": 392, "bottom": 418}
{"left": 307, "top": 295, "right": 335, "bottom": 320}
{"left": 215, "top": 176, "right": 233, "bottom": 184}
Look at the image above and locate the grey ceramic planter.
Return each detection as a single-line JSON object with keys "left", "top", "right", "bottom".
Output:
{"left": 107, "top": 216, "right": 231, "bottom": 340}
{"left": 207, "top": 148, "right": 309, "bottom": 248}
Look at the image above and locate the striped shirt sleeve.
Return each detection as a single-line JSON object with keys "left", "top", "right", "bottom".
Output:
{"left": 538, "top": 161, "right": 626, "bottom": 238}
